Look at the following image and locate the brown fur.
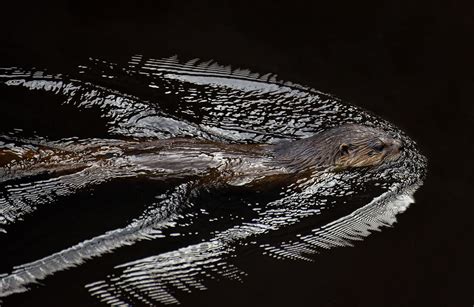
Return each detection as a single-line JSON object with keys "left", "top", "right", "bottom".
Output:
{"left": 270, "top": 124, "right": 402, "bottom": 171}
{"left": 0, "top": 124, "right": 402, "bottom": 185}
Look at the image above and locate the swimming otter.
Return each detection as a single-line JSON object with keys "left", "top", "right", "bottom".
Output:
{"left": 0, "top": 124, "right": 403, "bottom": 185}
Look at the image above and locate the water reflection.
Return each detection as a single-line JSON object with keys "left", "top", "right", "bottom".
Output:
{"left": 0, "top": 56, "right": 426, "bottom": 305}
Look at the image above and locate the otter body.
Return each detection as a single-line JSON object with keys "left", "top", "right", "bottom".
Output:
{"left": 0, "top": 124, "right": 403, "bottom": 186}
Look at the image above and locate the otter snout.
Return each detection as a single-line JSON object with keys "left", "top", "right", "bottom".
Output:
{"left": 392, "top": 140, "right": 403, "bottom": 152}
{"left": 387, "top": 139, "right": 403, "bottom": 157}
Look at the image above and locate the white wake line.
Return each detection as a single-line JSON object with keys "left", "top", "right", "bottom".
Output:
{"left": 0, "top": 217, "right": 179, "bottom": 297}
{"left": 83, "top": 180, "right": 422, "bottom": 306}
{"left": 0, "top": 178, "right": 422, "bottom": 299}
{"left": 112, "top": 180, "right": 420, "bottom": 278}
{"left": 0, "top": 178, "right": 195, "bottom": 299}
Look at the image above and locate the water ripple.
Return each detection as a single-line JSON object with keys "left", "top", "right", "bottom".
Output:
{"left": 0, "top": 55, "right": 426, "bottom": 305}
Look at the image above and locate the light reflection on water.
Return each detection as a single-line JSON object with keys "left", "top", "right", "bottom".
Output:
{"left": 0, "top": 56, "right": 426, "bottom": 305}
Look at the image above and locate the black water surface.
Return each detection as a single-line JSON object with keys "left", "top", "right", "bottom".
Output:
{"left": 1, "top": 1, "right": 473, "bottom": 307}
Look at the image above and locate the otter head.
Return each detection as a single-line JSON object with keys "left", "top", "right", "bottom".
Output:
{"left": 272, "top": 124, "right": 403, "bottom": 172}
{"left": 332, "top": 124, "right": 403, "bottom": 169}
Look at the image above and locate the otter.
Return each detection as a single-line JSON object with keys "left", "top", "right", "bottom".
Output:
{"left": 0, "top": 124, "right": 403, "bottom": 185}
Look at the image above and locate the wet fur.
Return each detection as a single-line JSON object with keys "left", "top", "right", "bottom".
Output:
{"left": 0, "top": 124, "right": 401, "bottom": 185}
{"left": 270, "top": 124, "right": 402, "bottom": 172}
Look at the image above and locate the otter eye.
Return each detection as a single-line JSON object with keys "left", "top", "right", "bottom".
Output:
{"left": 373, "top": 142, "right": 385, "bottom": 152}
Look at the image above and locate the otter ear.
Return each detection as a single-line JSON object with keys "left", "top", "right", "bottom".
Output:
{"left": 339, "top": 143, "right": 350, "bottom": 156}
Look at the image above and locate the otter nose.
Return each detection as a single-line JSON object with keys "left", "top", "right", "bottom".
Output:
{"left": 392, "top": 140, "right": 403, "bottom": 151}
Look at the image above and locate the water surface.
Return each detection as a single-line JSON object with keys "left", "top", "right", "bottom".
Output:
{"left": 0, "top": 56, "right": 426, "bottom": 305}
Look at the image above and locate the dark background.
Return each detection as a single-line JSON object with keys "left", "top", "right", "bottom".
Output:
{"left": 1, "top": 1, "right": 473, "bottom": 306}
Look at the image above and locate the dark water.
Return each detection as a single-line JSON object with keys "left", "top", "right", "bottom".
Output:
{"left": 0, "top": 1, "right": 473, "bottom": 307}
